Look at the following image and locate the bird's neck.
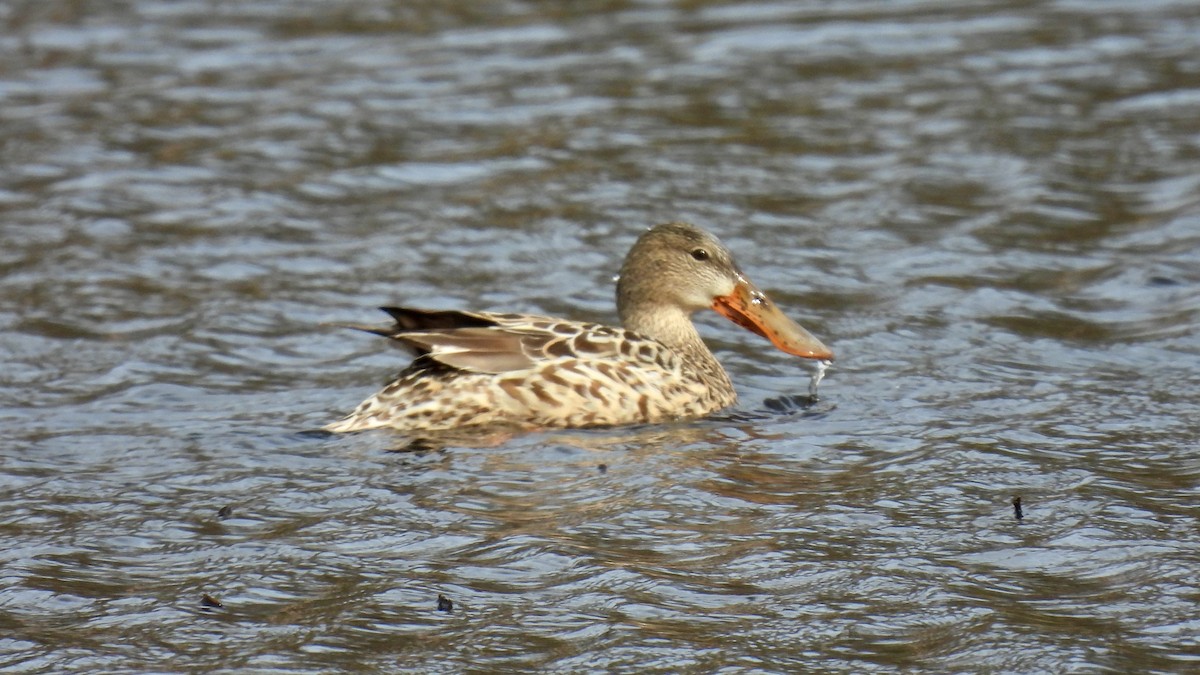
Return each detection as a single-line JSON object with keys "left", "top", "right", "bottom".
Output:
{"left": 621, "top": 304, "right": 732, "bottom": 386}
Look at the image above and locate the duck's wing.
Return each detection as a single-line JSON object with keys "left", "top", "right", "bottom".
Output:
{"left": 334, "top": 306, "right": 638, "bottom": 375}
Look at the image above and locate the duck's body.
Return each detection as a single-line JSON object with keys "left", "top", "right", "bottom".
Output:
{"left": 325, "top": 222, "right": 831, "bottom": 433}
{"left": 323, "top": 307, "right": 735, "bottom": 432}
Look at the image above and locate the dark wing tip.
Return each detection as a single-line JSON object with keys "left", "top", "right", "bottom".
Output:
{"left": 379, "top": 306, "right": 497, "bottom": 332}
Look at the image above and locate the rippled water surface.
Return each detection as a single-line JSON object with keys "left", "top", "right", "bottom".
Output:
{"left": 3, "top": 1, "right": 1200, "bottom": 672}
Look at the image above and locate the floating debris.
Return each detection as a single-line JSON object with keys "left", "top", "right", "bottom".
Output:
{"left": 217, "top": 505, "right": 233, "bottom": 519}
{"left": 201, "top": 594, "right": 224, "bottom": 609}
{"left": 1012, "top": 496, "right": 1023, "bottom": 521}
{"left": 597, "top": 463, "right": 608, "bottom": 474}
{"left": 437, "top": 594, "right": 453, "bottom": 613}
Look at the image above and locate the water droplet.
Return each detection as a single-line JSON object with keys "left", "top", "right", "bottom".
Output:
{"left": 809, "top": 359, "right": 831, "bottom": 398}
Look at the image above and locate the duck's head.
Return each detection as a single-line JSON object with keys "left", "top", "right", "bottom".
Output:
{"left": 616, "top": 222, "right": 833, "bottom": 361}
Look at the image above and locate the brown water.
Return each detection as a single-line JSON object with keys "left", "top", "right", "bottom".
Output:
{"left": 3, "top": 1, "right": 1200, "bottom": 672}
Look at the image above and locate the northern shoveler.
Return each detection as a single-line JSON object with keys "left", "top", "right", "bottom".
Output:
{"left": 325, "top": 222, "right": 832, "bottom": 432}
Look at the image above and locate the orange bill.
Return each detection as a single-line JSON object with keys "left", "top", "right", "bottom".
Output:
{"left": 711, "top": 276, "right": 833, "bottom": 360}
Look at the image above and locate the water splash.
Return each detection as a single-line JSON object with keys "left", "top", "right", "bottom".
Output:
{"left": 809, "top": 358, "right": 831, "bottom": 399}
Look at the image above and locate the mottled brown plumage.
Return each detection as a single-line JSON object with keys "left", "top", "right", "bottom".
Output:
{"left": 325, "top": 222, "right": 831, "bottom": 433}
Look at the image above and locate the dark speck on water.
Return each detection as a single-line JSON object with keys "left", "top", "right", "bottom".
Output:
{"left": 437, "top": 594, "right": 454, "bottom": 613}
{"left": 1012, "top": 496, "right": 1024, "bottom": 522}
{"left": 201, "top": 594, "right": 224, "bottom": 609}
{"left": 3, "top": 0, "right": 1199, "bottom": 672}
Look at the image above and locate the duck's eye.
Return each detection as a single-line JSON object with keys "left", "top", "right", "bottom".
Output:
{"left": 691, "top": 248, "right": 709, "bottom": 261}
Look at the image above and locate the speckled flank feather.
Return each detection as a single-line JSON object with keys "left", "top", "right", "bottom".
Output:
{"left": 324, "top": 222, "right": 831, "bottom": 433}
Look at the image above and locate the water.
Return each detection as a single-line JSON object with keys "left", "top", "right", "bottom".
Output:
{"left": 3, "top": 1, "right": 1199, "bottom": 672}
{"left": 808, "top": 359, "right": 829, "bottom": 398}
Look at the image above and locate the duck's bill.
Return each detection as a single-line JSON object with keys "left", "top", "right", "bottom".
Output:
{"left": 712, "top": 277, "right": 834, "bottom": 360}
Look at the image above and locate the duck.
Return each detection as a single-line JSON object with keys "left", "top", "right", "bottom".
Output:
{"left": 324, "top": 221, "right": 832, "bottom": 432}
